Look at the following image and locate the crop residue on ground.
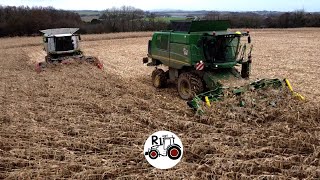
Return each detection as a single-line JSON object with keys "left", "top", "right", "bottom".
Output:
{"left": 0, "top": 29, "right": 319, "bottom": 179}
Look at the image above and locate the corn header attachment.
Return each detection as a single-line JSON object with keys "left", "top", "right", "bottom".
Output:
{"left": 187, "top": 78, "right": 305, "bottom": 114}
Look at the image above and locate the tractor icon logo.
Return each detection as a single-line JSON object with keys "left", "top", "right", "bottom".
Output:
{"left": 145, "top": 135, "right": 182, "bottom": 160}
{"left": 144, "top": 131, "right": 183, "bottom": 169}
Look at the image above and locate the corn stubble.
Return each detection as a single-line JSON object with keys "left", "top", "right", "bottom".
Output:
{"left": 0, "top": 30, "right": 319, "bottom": 179}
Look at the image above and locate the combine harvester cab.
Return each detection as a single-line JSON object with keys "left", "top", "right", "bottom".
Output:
{"left": 36, "top": 28, "right": 103, "bottom": 72}
{"left": 143, "top": 20, "right": 304, "bottom": 113}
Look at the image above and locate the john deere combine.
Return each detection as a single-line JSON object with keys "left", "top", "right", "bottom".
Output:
{"left": 143, "top": 20, "right": 304, "bottom": 112}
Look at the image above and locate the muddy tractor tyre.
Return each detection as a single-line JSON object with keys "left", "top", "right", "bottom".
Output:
{"left": 167, "top": 145, "right": 182, "bottom": 160}
{"left": 152, "top": 69, "right": 167, "bottom": 88}
{"left": 177, "top": 72, "right": 204, "bottom": 100}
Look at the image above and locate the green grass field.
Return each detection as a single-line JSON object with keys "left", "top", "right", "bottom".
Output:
{"left": 75, "top": 9, "right": 187, "bottom": 23}
{"left": 74, "top": 10, "right": 101, "bottom": 16}
{"left": 145, "top": 17, "right": 186, "bottom": 22}
{"left": 156, "top": 17, "right": 186, "bottom": 22}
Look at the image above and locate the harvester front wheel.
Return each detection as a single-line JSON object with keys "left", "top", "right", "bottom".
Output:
{"left": 178, "top": 73, "right": 204, "bottom": 100}
{"left": 152, "top": 69, "right": 167, "bottom": 88}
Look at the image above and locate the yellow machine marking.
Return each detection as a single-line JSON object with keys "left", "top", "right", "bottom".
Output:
{"left": 205, "top": 96, "right": 211, "bottom": 107}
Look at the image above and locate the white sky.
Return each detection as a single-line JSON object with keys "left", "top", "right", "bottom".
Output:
{"left": 0, "top": 0, "right": 319, "bottom": 12}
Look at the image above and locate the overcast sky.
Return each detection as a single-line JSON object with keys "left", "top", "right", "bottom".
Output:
{"left": 0, "top": 0, "right": 319, "bottom": 12}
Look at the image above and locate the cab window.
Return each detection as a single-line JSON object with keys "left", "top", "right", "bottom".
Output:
{"left": 156, "top": 34, "right": 169, "bottom": 51}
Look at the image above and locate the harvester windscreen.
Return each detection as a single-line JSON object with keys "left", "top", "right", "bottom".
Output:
{"left": 203, "top": 36, "right": 240, "bottom": 63}
{"left": 225, "top": 37, "right": 240, "bottom": 61}
{"left": 55, "top": 36, "right": 75, "bottom": 52}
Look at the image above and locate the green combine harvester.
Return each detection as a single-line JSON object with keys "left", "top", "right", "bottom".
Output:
{"left": 143, "top": 20, "right": 304, "bottom": 112}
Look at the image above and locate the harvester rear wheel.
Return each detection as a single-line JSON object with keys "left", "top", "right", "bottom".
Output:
{"left": 177, "top": 73, "right": 204, "bottom": 100}
{"left": 152, "top": 69, "right": 167, "bottom": 88}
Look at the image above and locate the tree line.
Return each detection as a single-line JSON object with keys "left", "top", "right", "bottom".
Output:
{"left": 0, "top": 6, "right": 167, "bottom": 37}
{"left": 204, "top": 11, "right": 320, "bottom": 28}
{"left": 0, "top": 6, "right": 82, "bottom": 37}
{"left": 83, "top": 6, "right": 167, "bottom": 34}
{"left": 0, "top": 6, "right": 320, "bottom": 37}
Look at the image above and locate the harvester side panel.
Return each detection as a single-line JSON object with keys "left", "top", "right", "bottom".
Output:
{"left": 190, "top": 44, "right": 204, "bottom": 66}
{"left": 169, "top": 43, "right": 191, "bottom": 69}
{"left": 72, "top": 36, "right": 80, "bottom": 50}
{"left": 150, "top": 32, "right": 170, "bottom": 66}
{"left": 150, "top": 32, "right": 198, "bottom": 69}
{"left": 47, "top": 38, "right": 55, "bottom": 53}
{"left": 170, "top": 32, "right": 190, "bottom": 44}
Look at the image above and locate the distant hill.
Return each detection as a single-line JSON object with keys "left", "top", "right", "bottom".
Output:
{"left": 73, "top": 9, "right": 286, "bottom": 17}
{"left": 151, "top": 10, "right": 285, "bottom": 18}
{"left": 72, "top": 9, "right": 319, "bottom": 23}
